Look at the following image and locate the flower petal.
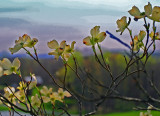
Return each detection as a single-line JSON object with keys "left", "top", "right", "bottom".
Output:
{"left": 40, "top": 86, "right": 48, "bottom": 95}
{"left": 60, "top": 40, "right": 66, "bottom": 49}
{"left": 149, "top": 6, "right": 160, "bottom": 22}
{"left": 97, "top": 32, "right": 106, "bottom": 42}
{"left": 28, "top": 74, "right": 37, "bottom": 89}
{"left": 138, "top": 30, "right": 146, "bottom": 41}
{"left": 71, "top": 41, "right": 76, "bottom": 49}
{"left": 144, "top": 2, "right": 152, "bottom": 16}
{"left": 47, "top": 40, "right": 59, "bottom": 49}
{"left": 65, "top": 45, "right": 71, "bottom": 52}
{"left": 0, "top": 66, "right": 3, "bottom": 77}
{"left": 31, "top": 74, "right": 37, "bottom": 83}
{"left": 149, "top": 31, "right": 154, "bottom": 39}
{"left": 63, "top": 53, "right": 70, "bottom": 61}
{"left": 83, "top": 36, "right": 92, "bottom": 46}
{"left": 12, "top": 58, "right": 21, "bottom": 69}
{"left": 15, "top": 37, "right": 23, "bottom": 44}
{"left": 31, "top": 94, "right": 41, "bottom": 107}
{"left": 131, "top": 36, "right": 140, "bottom": 51}
{"left": 64, "top": 91, "right": 71, "bottom": 97}
{"left": 23, "top": 34, "right": 31, "bottom": 42}
{"left": 9, "top": 44, "right": 22, "bottom": 54}
{"left": 4, "top": 86, "right": 15, "bottom": 94}
{"left": 15, "top": 35, "right": 28, "bottom": 44}
{"left": 116, "top": 16, "right": 128, "bottom": 33}
{"left": 128, "top": 6, "right": 142, "bottom": 18}
{"left": 58, "top": 88, "right": 63, "bottom": 93}
{"left": 90, "top": 26, "right": 100, "bottom": 38}
{"left": 28, "top": 81, "right": 37, "bottom": 90}
{"left": 42, "top": 96, "right": 50, "bottom": 103}
{"left": 1, "top": 58, "right": 12, "bottom": 69}
{"left": 4, "top": 70, "right": 12, "bottom": 75}
{"left": 48, "top": 50, "right": 57, "bottom": 55}
{"left": 24, "top": 38, "right": 38, "bottom": 48}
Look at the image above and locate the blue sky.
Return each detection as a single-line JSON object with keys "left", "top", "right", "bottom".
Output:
{"left": 0, "top": 0, "right": 159, "bottom": 53}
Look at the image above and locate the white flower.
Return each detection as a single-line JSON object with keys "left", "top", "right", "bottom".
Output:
{"left": 83, "top": 26, "right": 106, "bottom": 46}
{"left": 31, "top": 94, "right": 41, "bottom": 107}
{"left": 47, "top": 40, "right": 66, "bottom": 60}
{"left": 1, "top": 58, "right": 20, "bottom": 75}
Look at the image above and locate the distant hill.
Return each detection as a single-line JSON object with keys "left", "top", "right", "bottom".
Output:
{"left": 0, "top": 49, "right": 159, "bottom": 59}
{"left": 0, "top": 51, "right": 53, "bottom": 59}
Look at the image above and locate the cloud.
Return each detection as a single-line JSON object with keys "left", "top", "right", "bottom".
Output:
{"left": 81, "top": 15, "right": 119, "bottom": 24}
{"left": 0, "top": 0, "right": 140, "bottom": 26}
{"left": 8, "top": 0, "right": 130, "bottom": 11}
{"left": 0, "top": 8, "right": 26, "bottom": 13}
{"left": 0, "top": 17, "right": 30, "bottom": 27}
{"left": 10, "top": 0, "right": 157, "bottom": 12}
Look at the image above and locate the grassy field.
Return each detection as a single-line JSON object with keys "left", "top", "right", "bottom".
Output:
{"left": 96, "top": 111, "right": 160, "bottom": 116}
{"left": 0, "top": 105, "right": 160, "bottom": 116}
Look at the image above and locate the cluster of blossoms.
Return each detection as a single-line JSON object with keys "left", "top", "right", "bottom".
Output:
{"left": 0, "top": 77, "right": 33, "bottom": 106}
{"left": 0, "top": 33, "right": 73, "bottom": 111}
{"left": 1, "top": 82, "right": 28, "bottom": 107}
{"left": 0, "top": 83, "right": 71, "bottom": 108}
{"left": 128, "top": 2, "right": 160, "bottom": 22}
{"left": 116, "top": 2, "right": 160, "bottom": 51}
{"left": 0, "top": 57, "right": 71, "bottom": 109}
{"left": 32, "top": 87, "right": 71, "bottom": 107}
{"left": 0, "top": 76, "right": 71, "bottom": 108}
{"left": 47, "top": 40, "right": 76, "bottom": 61}
{"left": 9, "top": 34, "right": 38, "bottom": 54}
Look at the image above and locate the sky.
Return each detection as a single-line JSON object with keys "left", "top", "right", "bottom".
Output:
{"left": 0, "top": 0, "right": 160, "bottom": 54}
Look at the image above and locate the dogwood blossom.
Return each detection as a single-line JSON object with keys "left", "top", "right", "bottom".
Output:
{"left": 128, "top": 2, "right": 152, "bottom": 19}
{"left": 15, "top": 90, "right": 26, "bottom": 103}
{"left": 1, "top": 58, "right": 20, "bottom": 75}
{"left": 83, "top": 26, "right": 106, "bottom": 46}
{"left": 148, "top": 6, "right": 160, "bottom": 22}
{"left": 17, "top": 81, "right": 27, "bottom": 90}
{"left": 50, "top": 92, "right": 62, "bottom": 105}
{"left": 4, "top": 87, "right": 16, "bottom": 105}
{"left": 58, "top": 88, "right": 71, "bottom": 99}
{"left": 130, "top": 30, "right": 146, "bottom": 51}
{"left": 47, "top": 40, "right": 66, "bottom": 60}
{"left": 116, "top": 16, "right": 128, "bottom": 33}
{"left": 62, "top": 41, "right": 76, "bottom": 61}
{"left": 42, "top": 96, "right": 50, "bottom": 103}
{"left": 31, "top": 94, "right": 41, "bottom": 107}
{"left": 28, "top": 74, "right": 37, "bottom": 90}
{"left": 9, "top": 34, "right": 38, "bottom": 54}
{"left": 40, "top": 86, "right": 53, "bottom": 96}
{"left": 149, "top": 32, "right": 160, "bottom": 40}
